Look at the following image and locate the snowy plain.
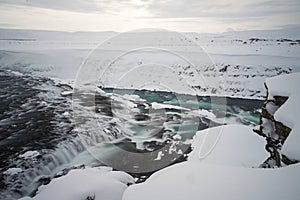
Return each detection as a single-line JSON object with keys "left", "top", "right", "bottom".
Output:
{"left": 1, "top": 27, "right": 300, "bottom": 98}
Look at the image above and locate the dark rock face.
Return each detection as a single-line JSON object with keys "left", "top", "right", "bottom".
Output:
{"left": 254, "top": 83, "right": 298, "bottom": 167}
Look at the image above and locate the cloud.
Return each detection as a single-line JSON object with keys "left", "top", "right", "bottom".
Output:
{"left": 0, "top": 0, "right": 150, "bottom": 14}
{"left": 1, "top": 0, "right": 299, "bottom": 20}
{"left": 0, "top": 0, "right": 299, "bottom": 32}
{"left": 144, "top": 0, "right": 300, "bottom": 19}
{"left": 0, "top": 0, "right": 105, "bottom": 13}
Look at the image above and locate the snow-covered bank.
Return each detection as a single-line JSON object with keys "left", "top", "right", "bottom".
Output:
{"left": 19, "top": 167, "right": 134, "bottom": 200}
{"left": 123, "top": 160, "right": 300, "bottom": 200}
{"left": 122, "top": 125, "right": 269, "bottom": 200}
{"left": 123, "top": 125, "right": 300, "bottom": 200}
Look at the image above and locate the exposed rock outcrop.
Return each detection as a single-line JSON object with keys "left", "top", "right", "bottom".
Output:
{"left": 254, "top": 82, "right": 298, "bottom": 167}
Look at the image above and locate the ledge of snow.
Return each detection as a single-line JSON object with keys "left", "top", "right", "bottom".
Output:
{"left": 188, "top": 125, "right": 268, "bottom": 167}
{"left": 123, "top": 125, "right": 300, "bottom": 200}
{"left": 123, "top": 161, "right": 300, "bottom": 200}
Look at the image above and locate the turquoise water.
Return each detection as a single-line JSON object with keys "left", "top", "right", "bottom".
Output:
{"left": 103, "top": 88, "right": 262, "bottom": 126}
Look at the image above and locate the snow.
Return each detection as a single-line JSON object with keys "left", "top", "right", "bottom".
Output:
{"left": 60, "top": 90, "right": 73, "bottom": 96}
{"left": 189, "top": 109, "right": 216, "bottom": 120}
{"left": 62, "top": 111, "right": 70, "bottom": 116}
{"left": 121, "top": 94, "right": 146, "bottom": 102}
{"left": 262, "top": 118, "right": 277, "bottom": 139}
{"left": 266, "top": 72, "right": 300, "bottom": 160}
{"left": 19, "top": 151, "right": 40, "bottom": 159}
{"left": 154, "top": 151, "right": 165, "bottom": 161}
{"left": 123, "top": 162, "right": 300, "bottom": 200}
{"left": 265, "top": 101, "right": 277, "bottom": 115}
{"left": 188, "top": 125, "right": 268, "bottom": 167}
{"left": 1, "top": 28, "right": 300, "bottom": 99}
{"left": 111, "top": 94, "right": 137, "bottom": 109}
{"left": 19, "top": 167, "right": 134, "bottom": 200}
{"left": 3, "top": 168, "right": 23, "bottom": 176}
{"left": 123, "top": 125, "right": 300, "bottom": 200}
{"left": 151, "top": 102, "right": 190, "bottom": 111}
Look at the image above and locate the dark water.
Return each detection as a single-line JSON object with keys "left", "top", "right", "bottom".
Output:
{"left": 0, "top": 70, "right": 75, "bottom": 199}
{"left": 0, "top": 71, "right": 74, "bottom": 167}
{"left": 0, "top": 70, "right": 263, "bottom": 199}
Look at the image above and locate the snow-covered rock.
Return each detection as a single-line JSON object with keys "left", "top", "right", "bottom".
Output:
{"left": 123, "top": 125, "right": 300, "bottom": 200}
{"left": 254, "top": 72, "right": 300, "bottom": 166}
{"left": 266, "top": 73, "right": 300, "bottom": 161}
{"left": 19, "top": 167, "right": 134, "bottom": 200}
{"left": 19, "top": 151, "right": 40, "bottom": 160}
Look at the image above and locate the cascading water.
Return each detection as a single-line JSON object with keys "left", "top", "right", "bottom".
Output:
{"left": 0, "top": 70, "right": 117, "bottom": 199}
{"left": 0, "top": 70, "right": 263, "bottom": 200}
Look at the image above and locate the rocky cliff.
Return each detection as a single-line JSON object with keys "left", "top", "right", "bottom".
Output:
{"left": 254, "top": 75, "right": 300, "bottom": 167}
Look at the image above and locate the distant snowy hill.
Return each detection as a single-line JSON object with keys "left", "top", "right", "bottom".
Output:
{"left": 0, "top": 28, "right": 117, "bottom": 41}
{"left": 0, "top": 27, "right": 299, "bottom": 99}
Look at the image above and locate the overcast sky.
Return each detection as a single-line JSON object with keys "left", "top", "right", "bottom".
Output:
{"left": 0, "top": 0, "right": 299, "bottom": 32}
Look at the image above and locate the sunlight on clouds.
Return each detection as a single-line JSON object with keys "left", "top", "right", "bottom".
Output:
{"left": 0, "top": 0, "right": 299, "bottom": 32}
{"left": 108, "top": 0, "right": 152, "bottom": 18}
{"left": 0, "top": 4, "right": 148, "bottom": 32}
